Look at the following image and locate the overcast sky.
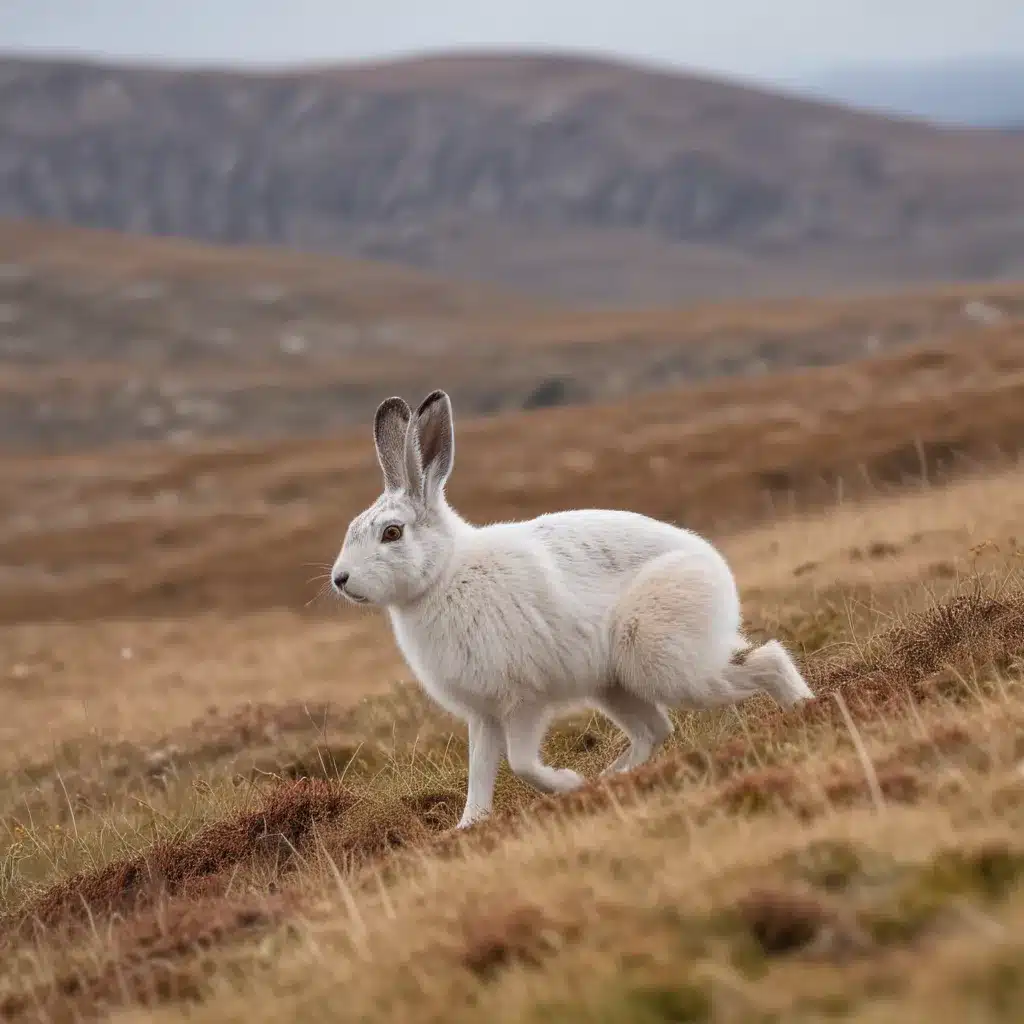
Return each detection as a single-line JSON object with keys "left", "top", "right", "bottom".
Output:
{"left": 1, "top": 1, "right": 1022, "bottom": 83}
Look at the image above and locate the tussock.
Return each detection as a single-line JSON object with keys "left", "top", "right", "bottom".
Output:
{"left": 811, "top": 590, "right": 1024, "bottom": 703}
{"left": 4, "top": 780, "right": 466, "bottom": 946}
{"left": 459, "top": 903, "right": 562, "bottom": 978}
{"left": 1, "top": 893, "right": 290, "bottom": 1024}
{"left": 5, "top": 779, "right": 350, "bottom": 941}
{"left": 733, "top": 888, "right": 834, "bottom": 956}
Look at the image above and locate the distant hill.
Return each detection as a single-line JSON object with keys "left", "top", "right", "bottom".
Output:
{"left": 802, "top": 55, "right": 1024, "bottom": 129}
{"left": 3, "top": 218, "right": 1023, "bottom": 452}
{"left": 2, "top": 52, "right": 1024, "bottom": 305}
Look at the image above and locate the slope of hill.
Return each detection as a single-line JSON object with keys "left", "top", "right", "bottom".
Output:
{"left": 3, "top": 316, "right": 1024, "bottom": 1021}
{"left": 2, "top": 312, "right": 1024, "bottom": 623}
{"left": 2, "top": 52, "right": 1024, "bottom": 303}
{"left": 3, "top": 220, "right": 1023, "bottom": 451}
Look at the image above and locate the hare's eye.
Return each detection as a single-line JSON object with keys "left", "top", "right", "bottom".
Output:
{"left": 381, "top": 524, "right": 403, "bottom": 544}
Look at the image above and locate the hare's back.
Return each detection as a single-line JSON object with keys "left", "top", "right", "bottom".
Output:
{"left": 524, "top": 508, "right": 723, "bottom": 582}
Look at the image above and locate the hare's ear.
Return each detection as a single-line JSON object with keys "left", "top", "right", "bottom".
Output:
{"left": 407, "top": 390, "right": 454, "bottom": 505}
{"left": 373, "top": 397, "right": 411, "bottom": 492}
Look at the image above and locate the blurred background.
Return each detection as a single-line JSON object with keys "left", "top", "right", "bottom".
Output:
{"left": 0, "top": 1, "right": 1022, "bottom": 621}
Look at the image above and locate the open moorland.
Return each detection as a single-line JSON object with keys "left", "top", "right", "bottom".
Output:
{"left": 1, "top": 224, "right": 1024, "bottom": 1022}
{"left": 2, "top": 220, "right": 1023, "bottom": 451}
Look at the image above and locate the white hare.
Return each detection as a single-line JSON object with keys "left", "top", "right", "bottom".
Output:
{"left": 331, "top": 390, "right": 813, "bottom": 829}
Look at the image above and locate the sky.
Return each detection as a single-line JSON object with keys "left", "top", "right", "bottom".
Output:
{"left": 1, "top": 0, "right": 1023, "bottom": 85}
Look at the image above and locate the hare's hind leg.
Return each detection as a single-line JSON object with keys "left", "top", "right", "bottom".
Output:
{"left": 504, "top": 702, "right": 586, "bottom": 795}
{"left": 596, "top": 688, "right": 673, "bottom": 776}
{"left": 725, "top": 639, "right": 814, "bottom": 709}
{"left": 610, "top": 549, "right": 744, "bottom": 709}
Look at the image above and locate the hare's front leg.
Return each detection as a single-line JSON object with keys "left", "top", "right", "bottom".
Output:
{"left": 504, "top": 702, "right": 585, "bottom": 795}
{"left": 457, "top": 715, "right": 505, "bottom": 829}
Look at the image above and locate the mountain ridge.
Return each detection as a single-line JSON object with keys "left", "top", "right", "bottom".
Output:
{"left": 2, "top": 50, "right": 1023, "bottom": 304}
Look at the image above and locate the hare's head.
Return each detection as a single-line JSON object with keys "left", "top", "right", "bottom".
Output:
{"left": 331, "top": 390, "right": 460, "bottom": 608}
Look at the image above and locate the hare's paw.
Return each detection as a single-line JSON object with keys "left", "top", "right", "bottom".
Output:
{"left": 456, "top": 805, "right": 492, "bottom": 830}
{"left": 510, "top": 763, "right": 586, "bottom": 795}
{"left": 548, "top": 768, "right": 586, "bottom": 792}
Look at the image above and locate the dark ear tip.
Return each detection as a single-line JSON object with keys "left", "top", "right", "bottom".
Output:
{"left": 416, "top": 389, "right": 451, "bottom": 417}
{"left": 375, "top": 396, "right": 411, "bottom": 425}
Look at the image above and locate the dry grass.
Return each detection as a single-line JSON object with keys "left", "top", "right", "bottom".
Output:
{"left": 4, "top": 267, "right": 1024, "bottom": 1019}
{"left": 3, "top": 454, "right": 1024, "bottom": 1020}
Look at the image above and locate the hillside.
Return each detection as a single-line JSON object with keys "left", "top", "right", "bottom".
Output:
{"left": 2, "top": 53, "right": 1024, "bottom": 303}
{"left": 3, "top": 220, "right": 1023, "bottom": 452}
{"left": 3, "top": 310, "right": 1024, "bottom": 624}
{"left": 3, "top": 321, "right": 1024, "bottom": 1019}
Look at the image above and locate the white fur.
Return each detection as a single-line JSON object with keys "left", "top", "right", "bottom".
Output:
{"left": 332, "top": 391, "right": 814, "bottom": 828}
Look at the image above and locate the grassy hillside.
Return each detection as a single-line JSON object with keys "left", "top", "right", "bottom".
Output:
{"left": 2, "top": 468, "right": 1024, "bottom": 1021}
{"left": 3, "top": 205, "right": 1024, "bottom": 1018}
{"left": 3, "top": 316, "right": 1024, "bottom": 1017}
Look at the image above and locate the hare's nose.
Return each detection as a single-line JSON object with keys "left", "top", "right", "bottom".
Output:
{"left": 332, "top": 571, "right": 350, "bottom": 590}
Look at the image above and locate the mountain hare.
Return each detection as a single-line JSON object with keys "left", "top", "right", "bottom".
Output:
{"left": 331, "top": 391, "right": 813, "bottom": 828}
